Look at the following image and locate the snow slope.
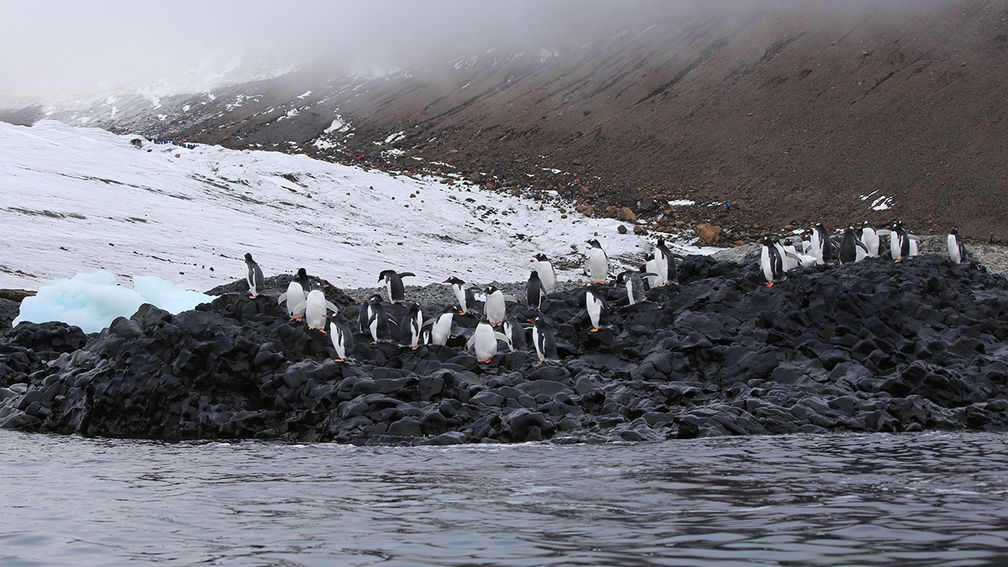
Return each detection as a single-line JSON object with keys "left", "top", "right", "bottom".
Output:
{"left": 0, "top": 120, "right": 713, "bottom": 293}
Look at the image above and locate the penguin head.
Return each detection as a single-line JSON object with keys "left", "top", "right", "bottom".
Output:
{"left": 377, "top": 269, "right": 394, "bottom": 283}
{"left": 485, "top": 285, "right": 499, "bottom": 295}
{"left": 586, "top": 239, "right": 601, "bottom": 249}
{"left": 443, "top": 305, "right": 459, "bottom": 314}
{"left": 443, "top": 276, "right": 464, "bottom": 286}
{"left": 296, "top": 268, "right": 307, "bottom": 279}
{"left": 367, "top": 294, "right": 383, "bottom": 306}
{"left": 244, "top": 252, "right": 254, "bottom": 263}
{"left": 529, "top": 270, "right": 539, "bottom": 279}
{"left": 533, "top": 253, "right": 549, "bottom": 262}
{"left": 950, "top": 227, "right": 959, "bottom": 235}
{"left": 656, "top": 237, "right": 666, "bottom": 247}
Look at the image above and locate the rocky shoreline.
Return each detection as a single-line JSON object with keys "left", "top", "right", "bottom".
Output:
{"left": 1, "top": 251, "right": 1008, "bottom": 444}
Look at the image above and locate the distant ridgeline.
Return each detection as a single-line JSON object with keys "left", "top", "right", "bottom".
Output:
{"left": 1, "top": 254, "right": 1007, "bottom": 444}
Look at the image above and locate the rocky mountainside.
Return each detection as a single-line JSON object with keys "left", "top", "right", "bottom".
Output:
{"left": 14, "top": 0, "right": 1008, "bottom": 243}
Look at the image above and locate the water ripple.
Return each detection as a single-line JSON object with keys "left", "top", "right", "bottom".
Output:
{"left": 2, "top": 431, "right": 1007, "bottom": 565}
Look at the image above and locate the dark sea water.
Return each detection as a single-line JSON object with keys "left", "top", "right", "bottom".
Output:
{"left": 2, "top": 431, "right": 1008, "bottom": 566}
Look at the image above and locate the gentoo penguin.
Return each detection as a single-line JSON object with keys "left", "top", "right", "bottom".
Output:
{"left": 654, "top": 237, "right": 679, "bottom": 286}
{"left": 377, "top": 269, "right": 415, "bottom": 304}
{"left": 366, "top": 295, "right": 395, "bottom": 342}
{"left": 277, "top": 270, "right": 310, "bottom": 320}
{"left": 615, "top": 270, "right": 653, "bottom": 306}
{"left": 760, "top": 236, "right": 786, "bottom": 287}
{"left": 860, "top": 221, "right": 880, "bottom": 257}
{"left": 889, "top": 220, "right": 913, "bottom": 263}
{"left": 399, "top": 302, "right": 423, "bottom": 348}
{"left": 502, "top": 317, "right": 527, "bottom": 353}
{"left": 443, "top": 276, "right": 474, "bottom": 314}
{"left": 906, "top": 224, "right": 920, "bottom": 257}
{"left": 466, "top": 318, "right": 508, "bottom": 363}
{"left": 948, "top": 227, "right": 966, "bottom": 264}
{"left": 329, "top": 316, "right": 355, "bottom": 362}
{"left": 294, "top": 268, "right": 311, "bottom": 292}
{"left": 810, "top": 223, "right": 833, "bottom": 264}
{"left": 780, "top": 237, "right": 816, "bottom": 269}
{"left": 357, "top": 294, "right": 380, "bottom": 334}
{"left": 243, "top": 253, "right": 265, "bottom": 298}
{"left": 585, "top": 239, "right": 609, "bottom": 283}
{"left": 531, "top": 316, "right": 559, "bottom": 363}
{"left": 838, "top": 226, "right": 870, "bottom": 264}
{"left": 430, "top": 305, "right": 455, "bottom": 346}
{"left": 532, "top": 253, "right": 557, "bottom": 293}
{"left": 302, "top": 289, "right": 339, "bottom": 331}
{"left": 526, "top": 270, "right": 548, "bottom": 310}
{"left": 643, "top": 254, "right": 661, "bottom": 289}
{"left": 484, "top": 285, "right": 506, "bottom": 326}
{"left": 585, "top": 286, "right": 609, "bottom": 332}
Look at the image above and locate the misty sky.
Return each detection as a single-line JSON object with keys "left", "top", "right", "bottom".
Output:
{"left": 0, "top": 0, "right": 644, "bottom": 108}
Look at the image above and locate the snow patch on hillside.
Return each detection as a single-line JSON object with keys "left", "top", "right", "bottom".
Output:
{"left": 0, "top": 121, "right": 715, "bottom": 294}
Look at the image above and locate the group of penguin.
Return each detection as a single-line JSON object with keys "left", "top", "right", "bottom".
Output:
{"left": 759, "top": 220, "right": 968, "bottom": 287}
{"left": 241, "top": 236, "right": 686, "bottom": 365}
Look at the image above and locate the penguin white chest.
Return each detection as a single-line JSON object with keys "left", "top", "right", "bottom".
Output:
{"left": 586, "top": 292, "right": 603, "bottom": 329}
{"left": 532, "top": 326, "right": 545, "bottom": 361}
{"left": 536, "top": 261, "right": 556, "bottom": 292}
{"left": 760, "top": 246, "right": 774, "bottom": 284}
{"left": 472, "top": 323, "right": 498, "bottom": 361}
{"left": 451, "top": 284, "right": 467, "bottom": 312}
{"left": 485, "top": 292, "right": 506, "bottom": 325}
{"left": 587, "top": 249, "right": 607, "bottom": 282}
{"left": 644, "top": 258, "right": 660, "bottom": 289}
{"left": 948, "top": 234, "right": 962, "bottom": 264}
{"left": 304, "top": 290, "right": 328, "bottom": 329}
{"left": 432, "top": 313, "right": 453, "bottom": 345}
{"left": 863, "top": 229, "right": 879, "bottom": 256}
{"left": 285, "top": 282, "right": 305, "bottom": 317}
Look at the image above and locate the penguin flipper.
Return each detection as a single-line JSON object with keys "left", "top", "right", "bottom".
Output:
{"left": 277, "top": 292, "right": 287, "bottom": 305}
{"left": 855, "top": 240, "right": 869, "bottom": 252}
{"left": 399, "top": 272, "right": 416, "bottom": 278}
{"left": 465, "top": 333, "right": 477, "bottom": 349}
{"left": 325, "top": 301, "right": 340, "bottom": 312}
{"left": 292, "top": 301, "right": 307, "bottom": 318}
{"left": 876, "top": 229, "right": 892, "bottom": 237}
{"left": 907, "top": 234, "right": 922, "bottom": 241}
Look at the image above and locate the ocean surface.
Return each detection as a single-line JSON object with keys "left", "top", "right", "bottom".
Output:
{"left": 2, "top": 430, "right": 1007, "bottom": 566}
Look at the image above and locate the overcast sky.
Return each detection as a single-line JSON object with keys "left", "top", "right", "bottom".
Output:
{"left": 0, "top": 0, "right": 650, "bottom": 107}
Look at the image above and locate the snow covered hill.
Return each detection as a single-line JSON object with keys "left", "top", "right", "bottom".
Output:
{"left": 0, "top": 121, "right": 711, "bottom": 293}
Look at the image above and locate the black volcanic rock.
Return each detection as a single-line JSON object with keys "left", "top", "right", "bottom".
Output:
{"left": 1, "top": 254, "right": 1008, "bottom": 444}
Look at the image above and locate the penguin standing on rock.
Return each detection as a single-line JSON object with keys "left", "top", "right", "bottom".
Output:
{"left": 484, "top": 285, "right": 506, "bottom": 326}
{"left": 860, "top": 221, "right": 880, "bottom": 257}
{"left": 357, "top": 294, "right": 380, "bottom": 333}
{"left": 532, "top": 253, "right": 557, "bottom": 293}
{"left": 399, "top": 302, "right": 423, "bottom": 348}
{"left": 443, "top": 276, "right": 475, "bottom": 314}
{"left": 810, "top": 223, "right": 833, "bottom": 264}
{"left": 948, "top": 227, "right": 966, "bottom": 264}
{"left": 615, "top": 270, "right": 653, "bottom": 306}
{"left": 302, "top": 289, "right": 339, "bottom": 331}
{"left": 654, "top": 237, "right": 680, "bottom": 286}
{"left": 585, "top": 239, "right": 609, "bottom": 284}
{"left": 243, "top": 253, "right": 265, "bottom": 298}
{"left": 502, "top": 317, "right": 527, "bottom": 352}
{"left": 366, "top": 295, "right": 395, "bottom": 343}
{"left": 526, "top": 270, "right": 548, "bottom": 310}
{"left": 643, "top": 255, "right": 661, "bottom": 289}
{"left": 278, "top": 268, "right": 310, "bottom": 320}
{"left": 760, "top": 236, "right": 786, "bottom": 287}
{"left": 430, "top": 305, "right": 455, "bottom": 346}
{"left": 838, "top": 226, "right": 870, "bottom": 264}
{"left": 378, "top": 269, "right": 415, "bottom": 304}
{"left": 531, "top": 316, "right": 559, "bottom": 363}
{"left": 467, "top": 318, "right": 508, "bottom": 363}
{"left": 585, "top": 286, "right": 609, "bottom": 332}
{"left": 329, "top": 316, "right": 355, "bottom": 362}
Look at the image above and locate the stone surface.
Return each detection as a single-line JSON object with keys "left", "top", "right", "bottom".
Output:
{"left": 1, "top": 254, "right": 1008, "bottom": 444}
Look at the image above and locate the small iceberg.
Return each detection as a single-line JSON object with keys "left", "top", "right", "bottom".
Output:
{"left": 13, "top": 271, "right": 212, "bottom": 333}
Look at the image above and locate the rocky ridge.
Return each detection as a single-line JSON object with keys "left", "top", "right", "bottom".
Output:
{"left": 1, "top": 252, "right": 1007, "bottom": 444}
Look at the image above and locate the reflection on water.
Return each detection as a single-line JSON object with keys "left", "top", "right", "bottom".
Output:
{"left": 1, "top": 431, "right": 1007, "bottom": 566}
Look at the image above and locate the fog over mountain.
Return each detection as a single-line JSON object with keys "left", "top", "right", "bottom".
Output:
{"left": 3, "top": 0, "right": 1004, "bottom": 243}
